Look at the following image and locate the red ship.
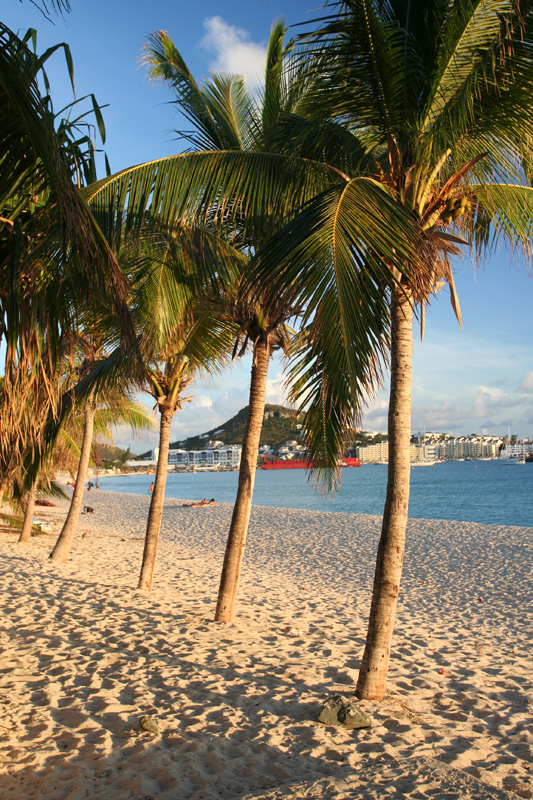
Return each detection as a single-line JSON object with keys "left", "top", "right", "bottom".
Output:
{"left": 261, "top": 456, "right": 361, "bottom": 470}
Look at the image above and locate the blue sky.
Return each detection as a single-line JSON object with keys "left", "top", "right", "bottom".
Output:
{"left": 4, "top": 0, "right": 533, "bottom": 450}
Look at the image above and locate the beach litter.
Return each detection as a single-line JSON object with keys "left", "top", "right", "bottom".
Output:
{"left": 32, "top": 518, "right": 52, "bottom": 534}
{"left": 317, "top": 694, "right": 372, "bottom": 729}
{"left": 138, "top": 715, "right": 160, "bottom": 735}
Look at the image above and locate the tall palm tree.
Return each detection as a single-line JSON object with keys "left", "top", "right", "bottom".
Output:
{"left": 141, "top": 22, "right": 355, "bottom": 622}
{"left": 69, "top": 226, "right": 239, "bottom": 589}
{"left": 213, "top": 282, "right": 294, "bottom": 621}
{"left": 136, "top": 319, "right": 231, "bottom": 592}
{"left": 130, "top": 235, "right": 237, "bottom": 591}
{"left": 87, "top": 1, "right": 533, "bottom": 701}
{"left": 246, "top": 0, "right": 533, "bottom": 700}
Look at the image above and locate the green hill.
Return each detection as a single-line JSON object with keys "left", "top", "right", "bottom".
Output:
{"left": 93, "top": 442, "right": 133, "bottom": 468}
{"left": 170, "top": 404, "right": 304, "bottom": 451}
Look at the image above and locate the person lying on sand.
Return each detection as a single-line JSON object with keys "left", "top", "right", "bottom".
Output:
{"left": 181, "top": 498, "right": 215, "bottom": 507}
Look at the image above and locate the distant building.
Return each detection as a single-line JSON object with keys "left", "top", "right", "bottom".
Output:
{"left": 499, "top": 440, "right": 532, "bottom": 459}
{"left": 356, "top": 441, "right": 389, "bottom": 463}
{"left": 356, "top": 434, "right": 504, "bottom": 463}
{"left": 204, "top": 439, "right": 224, "bottom": 449}
{"left": 432, "top": 437, "right": 502, "bottom": 459}
{"left": 168, "top": 446, "right": 241, "bottom": 469}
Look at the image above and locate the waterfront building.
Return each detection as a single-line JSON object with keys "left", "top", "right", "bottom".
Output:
{"left": 433, "top": 438, "right": 501, "bottom": 459}
{"left": 168, "top": 446, "right": 241, "bottom": 469}
{"left": 356, "top": 441, "right": 389, "bottom": 463}
{"left": 356, "top": 434, "right": 503, "bottom": 463}
{"left": 499, "top": 440, "right": 533, "bottom": 459}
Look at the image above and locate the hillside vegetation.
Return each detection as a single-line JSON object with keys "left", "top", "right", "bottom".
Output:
{"left": 172, "top": 404, "right": 303, "bottom": 451}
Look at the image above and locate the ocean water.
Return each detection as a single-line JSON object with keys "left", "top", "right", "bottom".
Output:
{"left": 97, "top": 459, "right": 533, "bottom": 528}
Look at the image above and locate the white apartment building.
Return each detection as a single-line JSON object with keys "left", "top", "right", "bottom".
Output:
{"left": 356, "top": 441, "right": 389, "bottom": 463}
{"left": 499, "top": 440, "right": 532, "bottom": 459}
{"left": 356, "top": 436, "right": 502, "bottom": 463}
{"left": 357, "top": 442, "right": 429, "bottom": 463}
{"left": 167, "top": 446, "right": 241, "bottom": 469}
{"left": 433, "top": 438, "right": 501, "bottom": 459}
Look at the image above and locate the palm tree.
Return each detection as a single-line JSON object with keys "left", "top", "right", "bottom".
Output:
{"left": 17, "top": 394, "right": 148, "bottom": 543}
{"left": 247, "top": 0, "right": 533, "bottom": 700}
{"left": 141, "top": 23, "right": 340, "bottom": 622}
{"left": 49, "top": 336, "right": 155, "bottom": 563}
{"left": 69, "top": 226, "right": 239, "bottom": 589}
{"left": 213, "top": 284, "right": 294, "bottom": 621}
{"left": 0, "top": 22, "right": 129, "bottom": 493}
{"left": 133, "top": 275, "right": 235, "bottom": 592}
{"left": 87, "top": 2, "right": 533, "bottom": 701}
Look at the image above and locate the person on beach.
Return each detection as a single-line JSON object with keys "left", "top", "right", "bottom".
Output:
{"left": 148, "top": 482, "right": 155, "bottom": 496}
{"left": 181, "top": 498, "right": 215, "bottom": 507}
{"left": 87, "top": 480, "right": 93, "bottom": 491}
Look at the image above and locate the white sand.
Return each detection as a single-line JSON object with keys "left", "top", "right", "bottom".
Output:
{"left": 0, "top": 489, "right": 531, "bottom": 799}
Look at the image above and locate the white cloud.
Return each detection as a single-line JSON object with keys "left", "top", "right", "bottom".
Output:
{"left": 201, "top": 16, "right": 266, "bottom": 84}
{"left": 519, "top": 371, "right": 533, "bottom": 393}
{"left": 212, "top": 387, "right": 249, "bottom": 420}
{"left": 192, "top": 395, "right": 214, "bottom": 409}
{"left": 265, "top": 371, "right": 289, "bottom": 406}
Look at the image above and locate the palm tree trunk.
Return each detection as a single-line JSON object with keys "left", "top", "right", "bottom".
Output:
{"left": 356, "top": 287, "right": 413, "bottom": 701}
{"left": 138, "top": 408, "right": 173, "bottom": 591}
{"left": 49, "top": 394, "right": 96, "bottom": 563}
{"left": 215, "top": 341, "right": 270, "bottom": 622}
{"left": 18, "top": 480, "right": 38, "bottom": 543}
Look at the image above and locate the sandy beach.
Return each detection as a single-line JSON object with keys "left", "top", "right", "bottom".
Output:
{"left": 0, "top": 489, "right": 531, "bottom": 799}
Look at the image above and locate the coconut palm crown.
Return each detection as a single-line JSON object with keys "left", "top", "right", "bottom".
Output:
{"left": 83, "top": 2, "right": 533, "bottom": 695}
{"left": 261, "top": 0, "right": 533, "bottom": 700}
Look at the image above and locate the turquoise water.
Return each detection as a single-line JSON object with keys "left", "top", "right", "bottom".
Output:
{"left": 98, "top": 459, "right": 533, "bottom": 528}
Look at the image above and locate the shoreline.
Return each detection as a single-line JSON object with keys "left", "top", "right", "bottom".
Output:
{"left": 1, "top": 491, "right": 531, "bottom": 799}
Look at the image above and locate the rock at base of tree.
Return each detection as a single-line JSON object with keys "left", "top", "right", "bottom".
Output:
{"left": 138, "top": 715, "right": 159, "bottom": 735}
{"left": 317, "top": 694, "right": 371, "bottom": 729}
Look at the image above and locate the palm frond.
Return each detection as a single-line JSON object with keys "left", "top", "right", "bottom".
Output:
{"left": 83, "top": 150, "right": 335, "bottom": 246}
{"left": 470, "top": 182, "right": 533, "bottom": 262}
{"left": 291, "top": 0, "right": 418, "bottom": 138}
{"left": 142, "top": 31, "right": 244, "bottom": 151}
{"left": 422, "top": 0, "right": 513, "bottom": 130}
{"left": 92, "top": 402, "right": 157, "bottom": 436}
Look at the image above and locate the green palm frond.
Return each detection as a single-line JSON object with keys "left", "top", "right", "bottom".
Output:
{"left": 58, "top": 427, "right": 82, "bottom": 458}
{"left": 92, "top": 402, "right": 156, "bottom": 436}
{"left": 261, "top": 18, "right": 286, "bottom": 132}
{"left": 142, "top": 31, "right": 245, "bottom": 151}
{"left": 286, "top": 306, "right": 387, "bottom": 493}
{"left": 127, "top": 225, "right": 243, "bottom": 350}
{"left": 291, "top": 0, "right": 416, "bottom": 138}
{"left": 248, "top": 177, "right": 422, "bottom": 330}
{"left": 470, "top": 183, "right": 533, "bottom": 259}
{"left": 201, "top": 73, "right": 258, "bottom": 151}
{"left": 0, "top": 22, "right": 131, "bottom": 370}
{"left": 421, "top": 0, "right": 513, "bottom": 131}
{"left": 243, "top": 177, "right": 425, "bottom": 481}
{"left": 83, "top": 150, "right": 334, "bottom": 246}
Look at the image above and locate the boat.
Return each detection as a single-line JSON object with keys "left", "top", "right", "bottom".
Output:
{"left": 499, "top": 451, "right": 526, "bottom": 464}
{"left": 261, "top": 456, "right": 361, "bottom": 470}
